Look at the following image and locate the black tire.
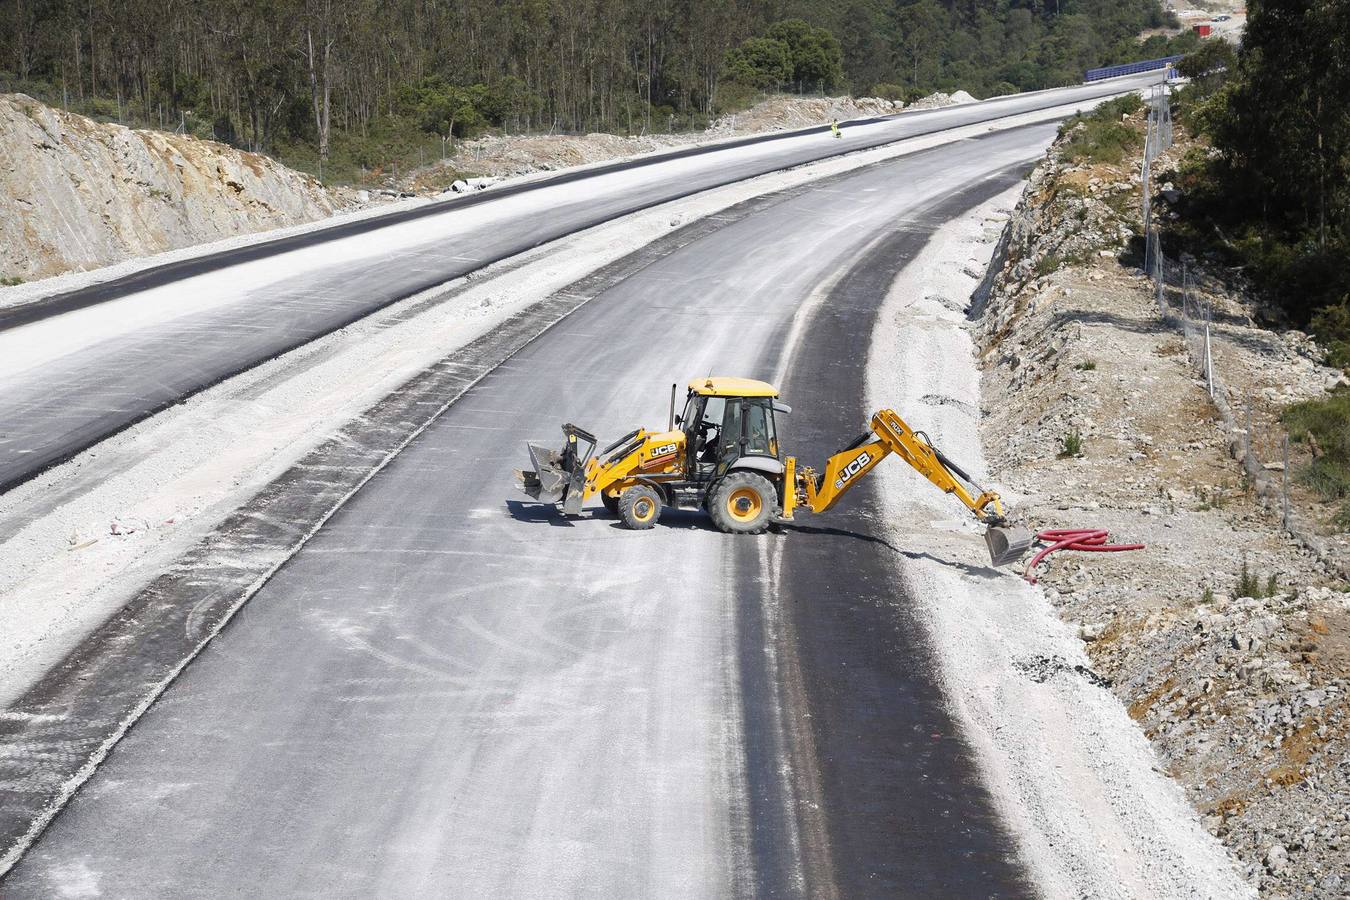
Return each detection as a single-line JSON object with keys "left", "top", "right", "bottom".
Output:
{"left": 600, "top": 492, "right": 620, "bottom": 515}
{"left": 708, "top": 472, "right": 776, "bottom": 534}
{"left": 617, "top": 485, "right": 662, "bottom": 530}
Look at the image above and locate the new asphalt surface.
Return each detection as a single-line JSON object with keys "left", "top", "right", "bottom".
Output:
{"left": 0, "top": 75, "right": 1160, "bottom": 494}
{"left": 3, "top": 126, "right": 1053, "bottom": 897}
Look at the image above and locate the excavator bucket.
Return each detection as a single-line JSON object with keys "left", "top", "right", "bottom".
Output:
{"left": 985, "top": 525, "right": 1034, "bottom": 568}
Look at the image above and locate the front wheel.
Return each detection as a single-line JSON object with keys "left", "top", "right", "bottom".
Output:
{"left": 601, "top": 492, "right": 620, "bottom": 516}
{"left": 617, "top": 485, "right": 662, "bottom": 530}
{"left": 708, "top": 472, "right": 776, "bottom": 534}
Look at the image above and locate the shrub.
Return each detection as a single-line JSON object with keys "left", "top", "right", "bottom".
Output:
{"left": 1310, "top": 303, "right": 1350, "bottom": 371}
{"left": 1061, "top": 117, "right": 1140, "bottom": 165}
{"left": 1035, "top": 253, "right": 1062, "bottom": 276}
{"left": 1094, "top": 93, "right": 1144, "bottom": 120}
{"left": 869, "top": 83, "right": 909, "bottom": 101}
{"left": 1236, "top": 556, "right": 1263, "bottom": 598}
{"left": 1059, "top": 429, "right": 1084, "bottom": 458}
{"left": 1283, "top": 389, "right": 1350, "bottom": 502}
{"left": 1057, "top": 95, "right": 1143, "bottom": 165}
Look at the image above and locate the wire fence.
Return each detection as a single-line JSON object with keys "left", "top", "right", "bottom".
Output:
{"left": 1138, "top": 87, "right": 1330, "bottom": 554}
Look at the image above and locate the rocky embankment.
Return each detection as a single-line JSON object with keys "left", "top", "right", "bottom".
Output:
{"left": 0, "top": 94, "right": 357, "bottom": 281}
{"left": 978, "top": 110, "right": 1349, "bottom": 897}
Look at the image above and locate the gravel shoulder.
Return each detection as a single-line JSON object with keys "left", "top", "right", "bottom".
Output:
{"left": 864, "top": 185, "right": 1252, "bottom": 898}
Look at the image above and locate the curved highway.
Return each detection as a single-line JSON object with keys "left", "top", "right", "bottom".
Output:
{"left": 0, "top": 75, "right": 1159, "bottom": 493}
{"left": 3, "top": 125, "right": 1053, "bottom": 898}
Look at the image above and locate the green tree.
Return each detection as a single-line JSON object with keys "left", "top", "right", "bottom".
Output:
{"left": 400, "top": 77, "right": 488, "bottom": 148}
{"left": 1175, "top": 39, "right": 1236, "bottom": 97}
{"left": 722, "top": 37, "right": 794, "bottom": 89}
{"left": 893, "top": 0, "right": 947, "bottom": 88}
{"left": 1171, "top": 0, "right": 1349, "bottom": 354}
{"left": 765, "top": 19, "right": 845, "bottom": 91}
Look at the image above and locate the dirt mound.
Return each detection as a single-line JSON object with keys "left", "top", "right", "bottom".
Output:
{"left": 707, "top": 94, "right": 901, "bottom": 132}
{"left": 0, "top": 94, "right": 357, "bottom": 281}
{"left": 907, "top": 90, "right": 978, "bottom": 110}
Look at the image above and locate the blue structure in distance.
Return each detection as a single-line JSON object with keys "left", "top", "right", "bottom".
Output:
{"left": 1085, "top": 56, "right": 1183, "bottom": 82}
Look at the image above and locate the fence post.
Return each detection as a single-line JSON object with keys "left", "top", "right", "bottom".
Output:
{"left": 1182, "top": 262, "right": 1189, "bottom": 322}
{"left": 1245, "top": 398, "right": 1253, "bottom": 460}
{"left": 1204, "top": 322, "right": 1214, "bottom": 398}
{"left": 1155, "top": 235, "right": 1165, "bottom": 315}
{"left": 1282, "top": 435, "right": 1290, "bottom": 529}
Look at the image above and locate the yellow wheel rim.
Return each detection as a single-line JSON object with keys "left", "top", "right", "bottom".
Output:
{"left": 727, "top": 487, "right": 763, "bottom": 523}
{"left": 633, "top": 497, "right": 656, "bottom": 522}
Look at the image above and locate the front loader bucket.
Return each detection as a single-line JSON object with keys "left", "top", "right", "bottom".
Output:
{"left": 515, "top": 443, "right": 569, "bottom": 502}
{"left": 514, "top": 424, "right": 598, "bottom": 514}
{"left": 985, "top": 525, "right": 1033, "bottom": 568}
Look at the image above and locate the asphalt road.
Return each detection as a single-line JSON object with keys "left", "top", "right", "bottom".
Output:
{"left": 0, "top": 75, "right": 1160, "bottom": 494}
{"left": 3, "top": 125, "right": 1052, "bottom": 898}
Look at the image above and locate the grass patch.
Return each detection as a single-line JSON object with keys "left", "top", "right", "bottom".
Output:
{"left": 1283, "top": 390, "right": 1350, "bottom": 527}
{"left": 0, "top": 275, "right": 24, "bottom": 286}
{"left": 1059, "top": 94, "right": 1144, "bottom": 166}
{"left": 1074, "top": 359, "right": 1097, "bottom": 371}
{"left": 1035, "top": 254, "right": 1062, "bottom": 277}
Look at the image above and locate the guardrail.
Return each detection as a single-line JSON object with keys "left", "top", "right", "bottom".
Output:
{"left": 1085, "top": 55, "right": 1183, "bottom": 82}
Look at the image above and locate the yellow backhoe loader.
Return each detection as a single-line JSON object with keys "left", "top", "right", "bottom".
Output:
{"left": 515, "top": 377, "right": 1033, "bottom": 566}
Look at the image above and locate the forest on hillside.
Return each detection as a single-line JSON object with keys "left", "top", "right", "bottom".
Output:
{"left": 2, "top": 0, "right": 1176, "bottom": 174}
{"left": 1169, "top": 0, "right": 1349, "bottom": 365}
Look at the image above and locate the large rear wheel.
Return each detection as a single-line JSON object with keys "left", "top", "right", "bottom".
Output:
{"left": 617, "top": 485, "right": 662, "bottom": 530}
{"left": 708, "top": 472, "right": 776, "bottom": 534}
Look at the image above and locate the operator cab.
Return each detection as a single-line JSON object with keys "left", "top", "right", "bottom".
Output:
{"left": 676, "top": 377, "right": 790, "bottom": 479}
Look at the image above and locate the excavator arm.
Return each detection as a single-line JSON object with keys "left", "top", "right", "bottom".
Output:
{"left": 792, "top": 408, "right": 1031, "bottom": 566}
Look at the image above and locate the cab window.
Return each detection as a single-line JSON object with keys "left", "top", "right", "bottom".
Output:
{"left": 744, "top": 399, "right": 776, "bottom": 457}
{"left": 721, "top": 399, "right": 742, "bottom": 455}
{"left": 679, "top": 394, "right": 700, "bottom": 432}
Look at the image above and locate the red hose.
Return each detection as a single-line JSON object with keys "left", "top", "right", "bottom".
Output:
{"left": 1023, "top": 528, "right": 1145, "bottom": 584}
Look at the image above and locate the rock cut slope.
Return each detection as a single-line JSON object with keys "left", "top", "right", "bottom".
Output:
{"left": 0, "top": 94, "right": 352, "bottom": 281}
{"left": 977, "top": 107, "right": 1350, "bottom": 898}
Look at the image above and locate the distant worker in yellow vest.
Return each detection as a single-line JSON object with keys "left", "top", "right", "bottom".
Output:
{"left": 830, "top": 119, "right": 841, "bottom": 139}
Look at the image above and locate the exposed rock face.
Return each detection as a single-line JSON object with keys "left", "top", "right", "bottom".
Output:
{"left": 1, "top": 94, "right": 352, "bottom": 280}
{"left": 978, "top": 109, "right": 1350, "bottom": 898}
